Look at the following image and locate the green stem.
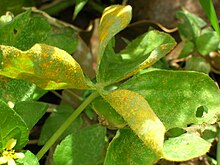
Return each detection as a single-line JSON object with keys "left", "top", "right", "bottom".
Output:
{"left": 36, "top": 91, "right": 99, "bottom": 160}
{"left": 217, "top": 124, "right": 220, "bottom": 164}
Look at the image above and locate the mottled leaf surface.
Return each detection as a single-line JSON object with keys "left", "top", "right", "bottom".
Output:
{"left": 0, "top": 10, "right": 78, "bottom": 54}
{"left": 53, "top": 125, "right": 106, "bottom": 165}
{"left": 97, "top": 31, "right": 176, "bottom": 86}
{"left": 177, "top": 9, "right": 206, "bottom": 41}
{"left": 0, "top": 78, "right": 46, "bottom": 104}
{"left": 0, "top": 44, "right": 94, "bottom": 90}
{"left": 120, "top": 69, "right": 220, "bottom": 129}
{"left": 196, "top": 31, "right": 219, "bottom": 55}
{"left": 0, "top": 100, "right": 28, "bottom": 150}
{"left": 163, "top": 133, "right": 211, "bottom": 161}
{"left": 104, "top": 128, "right": 159, "bottom": 165}
{"left": 98, "top": 5, "right": 132, "bottom": 62}
{"left": 105, "top": 89, "right": 165, "bottom": 156}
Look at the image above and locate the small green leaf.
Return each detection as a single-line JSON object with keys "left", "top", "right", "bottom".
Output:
{"left": 120, "top": 70, "right": 220, "bottom": 129}
{"left": 196, "top": 31, "right": 219, "bottom": 55}
{"left": 0, "top": 44, "right": 94, "bottom": 90}
{"left": 179, "top": 41, "right": 194, "bottom": 58}
{"left": 73, "top": 0, "right": 88, "bottom": 20}
{"left": 105, "top": 89, "right": 165, "bottom": 156}
{"left": 53, "top": 124, "right": 106, "bottom": 165}
{"left": 14, "top": 101, "right": 48, "bottom": 130}
{"left": 98, "top": 5, "right": 132, "bottom": 62}
{"left": 177, "top": 9, "right": 206, "bottom": 41}
{"left": 163, "top": 133, "right": 211, "bottom": 161}
{"left": 0, "top": 99, "right": 28, "bottom": 150}
{"left": 97, "top": 30, "right": 176, "bottom": 86}
{"left": 38, "top": 103, "right": 82, "bottom": 145}
{"left": 16, "top": 150, "right": 39, "bottom": 165}
{"left": 185, "top": 56, "right": 211, "bottom": 74}
{"left": 91, "top": 96, "right": 126, "bottom": 129}
{"left": 104, "top": 128, "right": 160, "bottom": 165}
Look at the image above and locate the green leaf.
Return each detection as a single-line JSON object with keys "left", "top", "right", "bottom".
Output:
{"left": 104, "top": 89, "right": 165, "bottom": 156}
{"left": 0, "top": 78, "right": 46, "bottom": 104}
{"left": 120, "top": 69, "right": 220, "bottom": 129}
{"left": 179, "top": 41, "right": 194, "bottom": 58}
{"left": 196, "top": 31, "right": 219, "bottom": 55}
{"left": 98, "top": 5, "right": 132, "bottom": 62}
{"left": 53, "top": 124, "right": 106, "bottom": 165}
{"left": 0, "top": 44, "right": 94, "bottom": 90}
{"left": 199, "top": 0, "right": 220, "bottom": 37}
{"left": 163, "top": 133, "right": 211, "bottom": 161}
{"left": 97, "top": 30, "right": 176, "bottom": 86}
{"left": 0, "top": 10, "right": 51, "bottom": 51}
{"left": 14, "top": 101, "right": 48, "bottom": 130}
{"left": 38, "top": 103, "right": 82, "bottom": 145}
{"left": 73, "top": 0, "right": 88, "bottom": 20}
{"left": 104, "top": 128, "right": 159, "bottom": 165}
{"left": 0, "top": 99, "right": 28, "bottom": 150}
{"left": 0, "top": 9, "right": 78, "bottom": 54}
{"left": 16, "top": 150, "right": 39, "bottom": 165}
{"left": 185, "top": 56, "right": 211, "bottom": 74}
{"left": 177, "top": 9, "right": 206, "bottom": 41}
{"left": 91, "top": 96, "right": 126, "bottom": 129}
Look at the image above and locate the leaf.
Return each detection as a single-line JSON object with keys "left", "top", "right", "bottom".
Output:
{"left": 104, "top": 89, "right": 165, "bottom": 156}
{"left": 0, "top": 78, "right": 46, "bottom": 104}
{"left": 91, "top": 96, "right": 126, "bottom": 129}
{"left": 73, "top": 0, "right": 88, "bottom": 20}
{"left": 0, "top": 44, "right": 94, "bottom": 90}
{"left": 120, "top": 69, "right": 220, "bottom": 129}
{"left": 16, "top": 150, "right": 39, "bottom": 165}
{"left": 196, "top": 31, "right": 219, "bottom": 55}
{"left": 98, "top": 5, "right": 132, "bottom": 62}
{"left": 104, "top": 128, "right": 160, "bottom": 165}
{"left": 38, "top": 103, "right": 82, "bottom": 145}
{"left": 97, "top": 30, "right": 176, "bottom": 86}
{"left": 177, "top": 9, "right": 206, "bottom": 41}
{"left": 53, "top": 124, "right": 106, "bottom": 165}
{"left": 0, "top": 9, "right": 78, "bottom": 54}
{"left": 185, "top": 56, "right": 211, "bottom": 74}
{"left": 163, "top": 133, "right": 211, "bottom": 161}
{"left": 199, "top": 0, "right": 220, "bottom": 37}
{"left": 0, "top": 99, "right": 28, "bottom": 150}
{"left": 14, "top": 101, "right": 48, "bottom": 130}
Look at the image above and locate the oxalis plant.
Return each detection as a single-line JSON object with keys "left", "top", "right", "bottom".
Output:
{"left": 0, "top": 4, "right": 220, "bottom": 165}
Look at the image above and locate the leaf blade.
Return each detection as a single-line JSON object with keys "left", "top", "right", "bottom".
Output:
{"left": 0, "top": 44, "right": 94, "bottom": 90}
{"left": 98, "top": 5, "right": 132, "bottom": 62}
{"left": 104, "top": 89, "right": 165, "bottom": 156}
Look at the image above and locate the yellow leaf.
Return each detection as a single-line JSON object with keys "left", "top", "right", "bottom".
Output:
{"left": 105, "top": 89, "right": 165, "bottom": 156}
{"left": 0, "top": 44, "right": 94, "bottom": 90}
{"left": 98, "top": 5, "right": 132, "bottom": 63}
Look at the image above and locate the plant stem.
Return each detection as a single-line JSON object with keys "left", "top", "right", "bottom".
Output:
{"left": 36, "top": 91, "right": 99, "bottom": 160}
{"left": 217, "top": 124, "right": 220, "bottom": 165}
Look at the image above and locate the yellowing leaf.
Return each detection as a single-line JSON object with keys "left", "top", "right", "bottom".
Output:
{"left": 105, "top": 89, "right": 165, "bottom": 156}
{"left": 0, "top": 44, "right": 94, "bottom": 90}
{"left": 98, "top": 5, "right": 132, "bottom": 62}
